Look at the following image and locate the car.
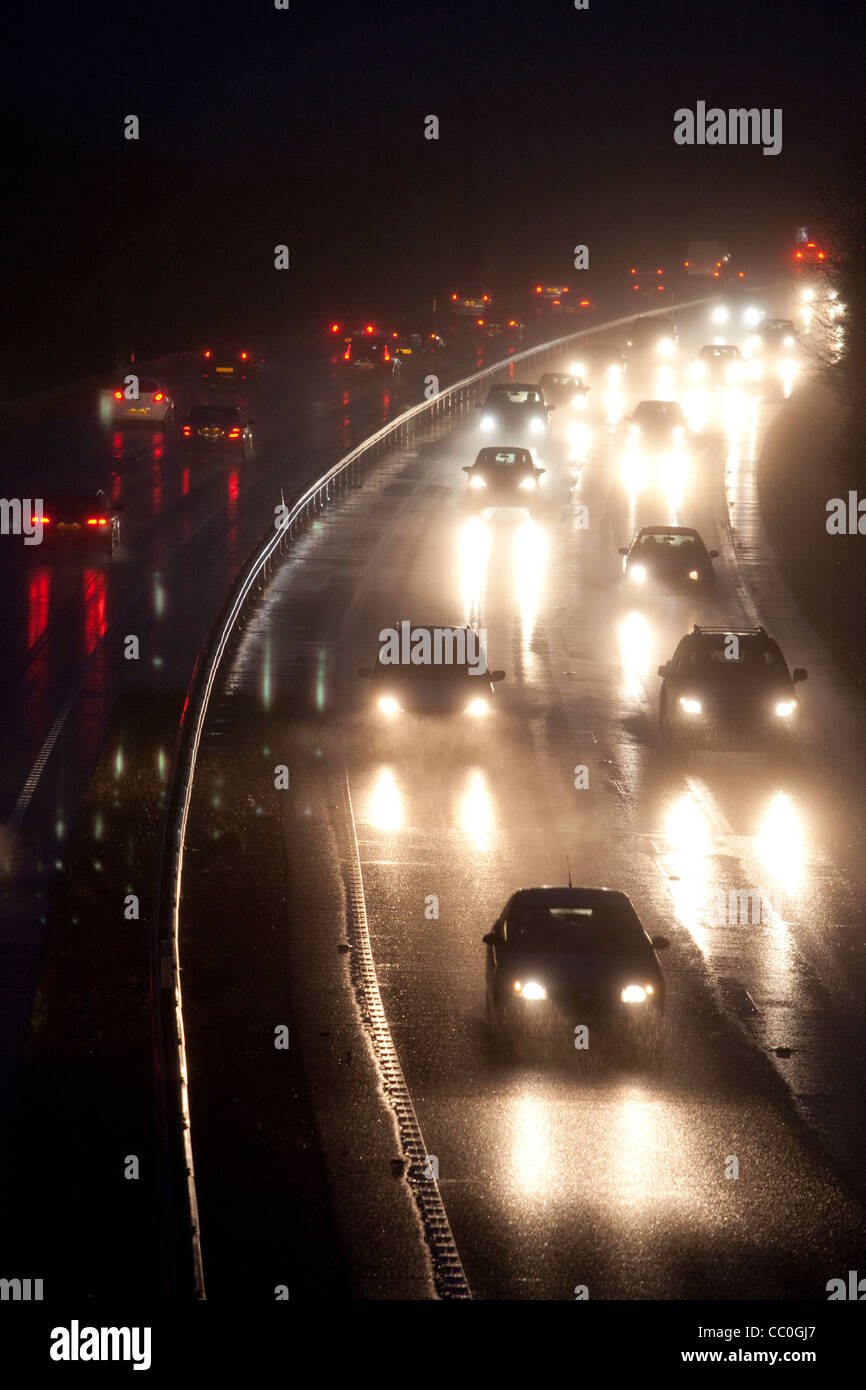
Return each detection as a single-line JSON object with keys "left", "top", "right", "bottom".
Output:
{"left": 450, "top": 285, "right": 493, "bottom": 316}
{"left": 342, "top": 334, "right": 393, "bottom": 371}
{"left": 568, "top": 342, "right": 627, "bottom": 388}
{"left": 657, "top": 624, "right": 807, "bottom": 746}
{"left": 463, "top": 447, "right": 545, "bottom": 512}
{"left": 106, "top": 377, "right": 174, "bottom": 425}
{"left": 624, "top": 315, "right": 678, "bottom": 356}
{"left": 537, "top": 372, "right": 590, "bottom": 410}
{"left": 625, "top": 399, "right": 689, "bottom": 447}
{"left": 533, "top": 282, "right": 570, "bottom": 304}
{"left": 475, "top": 383, "right": 553, "bottom": 438}
{"left": 201, "top": 347, "right": 258, "bottom": 386}
{"left": 30, "top": 490, "right": 122, "bottom": 560}
{"left": 483, "top": 314, "right": 524, "bottom": 344}
{"left": 181, "top": 404, "right": 254, "bottom": 456}
{"left": 628, "top": 264, "right": 668, "bottom": 298}
{"left": 689, "top": 343, "right": 744, "bottom": 384}
{"left": 618, "top": 526, "right": 718, "bottom": 589}
{"left": 483, "top": 886, "right": 669, "bottom": 1063}
{"left": 709, "top": 291, "right": 766, "bottom": 331}
{"left": 358, "top": 624, "right": 505, "bottom": 716}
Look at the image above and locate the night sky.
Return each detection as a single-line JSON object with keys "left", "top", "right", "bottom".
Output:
{"left": 2, "top": 0, "right": 864, "bottom": 389}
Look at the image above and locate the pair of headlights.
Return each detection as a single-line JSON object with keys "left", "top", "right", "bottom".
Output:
{"left": 470, "top": 475, "right": 537, "bottom": 490}
{"left": 512, "top": 980, "right": 654, "bottom": 1004}
{"left": 379, "top": 696, "right": 489, "bottom": 717}
{"left": 677, "top": 696, "right": 796, "bottom": 718}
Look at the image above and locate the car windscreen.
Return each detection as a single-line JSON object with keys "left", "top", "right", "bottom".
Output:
{"left": 476, "top": 450, "right": 532, "bottom": 470}
{"left": 685, "top": 641, "right": 786, "bottom": 676}
{"left": 511, "top": 904, "right": 647, "bottom": 956}
{"left": 636, "top": 533, "right": 701, "bottom": 555}
{"left": 487, "top": 389, "right": 541, "bottom": 405}
{"left": 701, "top": 347, "right": 739, "bottom": 359}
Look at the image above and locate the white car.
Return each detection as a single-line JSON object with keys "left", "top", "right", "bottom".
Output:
{"left": 104, "top": 376, "right": 175, "bottom": 425}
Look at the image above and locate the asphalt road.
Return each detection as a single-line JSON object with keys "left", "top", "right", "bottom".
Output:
{"left": 198, "top": 291, "right": 866, "bottom": 1298}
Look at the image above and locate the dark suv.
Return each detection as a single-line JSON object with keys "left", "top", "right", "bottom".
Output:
{"left": 658, "top": 625, "right": 807, "bottom": 746}
{"left": 475, "top": 384, "right": 553, "bottom": 439}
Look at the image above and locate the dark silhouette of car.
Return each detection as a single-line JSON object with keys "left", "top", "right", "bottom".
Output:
{"left": 618, "top": 526, "right": 718, "bottom": 589}
{"left": 463, "top": 447, "right": 545, "bottom": 512}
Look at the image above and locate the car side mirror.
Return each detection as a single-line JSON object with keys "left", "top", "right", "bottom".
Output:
{"left": 490, "top": 670, "right": 506, "bottom": 682}
{"left": 536, "top": 467, "right": 546, "bottom": 475}
{"left": 482, "top": 931, "right": 497, "bottom": 946}
{"left": 463, "top": 465, "right": 472, "bottom": 473}
{"left": 708, "top": 549, "right": 719, "bottom": 559}
{"left": 792, "top": 668, "right": 807, "bottom": 683}
{"left": 358, "top": 667, "right": 374, "bottom": 679}
{"left": 651, "top": 935, "right": 670, "bottom": 951}
{"left": 657, "top": 663, "right": 671, "bottom": 678}
{"left": 618, "top": 547, "right": 629, "bottom": 556}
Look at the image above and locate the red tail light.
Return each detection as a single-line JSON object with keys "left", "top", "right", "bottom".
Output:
{"left": 343, "top": 346, "right": 351, "bottom": 360}
{"left": 32, "top": 515, "right": 50, "bottom": 525}
{"left": 684, "top": 260, "right": 690, "bottom": 268}
{"left": 738, "top": 271, "right": 745, "bottom": 278}
{"left": 183, "top": 425, "right": 192, "bottom": 436}
{"left": 228, "top": 427, "right": 241, "bottom": 438}
{"left": 580, "top": 299, "right": 590, "bottom": 307}
{"left": 365, "top": 324, "right": 374, "bottom": 334}
{"left": 113, "top": 390, "right": 123, "bottom": 400}
{"left": 656, "top": 268, "right": 662, "bottom": 274}
{"left": 535, "top": 285, "right": 542, "bottom": 293}
{"left": 476, "top": 318, "right": 485, "bottom": 326}
{"left": 630, "top": 268, "right": 636, "bottom": 275}
{"left": 483, "top": 295, "right": 489, "bottom": 302}
{"left": 204, "top": 350, "right": 211, "bottom": 358}
{"left": 153, "top": 392, "right": 165, "bottom": 402}
{"left": 240, "top": 352, "right": 248, "bottom": 360}
{"left": 508, "top": 320, "right": 516, "bottom": 327}
{"left": 86, "top": 517, "right": 108, "bottom": 526}
{"left": 818, "top": 252, "right": 825, "bottom": 260}
{"left": 807, "top": 242, "right": 815, "bottom": 248}
{"left": 658, "top": 284, "right": 665, "bottom": 291}
{"left": 383, "top": 347, "right": 390, "bottom": 362}
{"left": 330, "top": 323, "right": 340, "bottom": 333}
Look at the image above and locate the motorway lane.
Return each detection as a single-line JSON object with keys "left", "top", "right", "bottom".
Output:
{"left": 212, "top": 300, "right": 866, "bottom": 1296}
{"left": 0, "top": 333, "right": 513, "bottom": 1150}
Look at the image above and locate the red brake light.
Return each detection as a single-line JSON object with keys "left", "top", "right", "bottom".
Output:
{"left": 738, "top": 271, "right": 744, "bottom": 278}
{"left": 818, "top": 252, "right": 825, "bottom": 259}
{"left": 656, "top": 268, "right": 662, "bottom": 274}
{"left": 535, "top": 285, "right": 542, "bottom": 293}
{"left": 383, "top": 347, "right": 390, "bottom": 362}
{"left": 343, "top": 346, "right": 351, "bottom": 360}
{"left": 451, "top": 294, "right": 457, "bottom": 301}
{"left": 713, "top": 271, "right": 720, "bottom": 278}
{"left": 330, "top": 323, "right": 340, "bottom": 333}
{"left": 476, "top": 318, "right": 484, "bottom": 326}
{"left": 365, "top": 324, "right": 374, "bottom": 334}
{"left": 113, "top": 390, "right": 123, "bottom": 400}
{"left": 153, "top": 392, "right": 164, "bottom": 402}
{"left": 182, "top": 425, "right": 192, "bottom": 436}
{"left": 684, "top": 260, "right": 690, "bottom": 268}
{"left": 508, "top": 320, "right": 516, "bottom": 327}
{"left": 807, "top": 242, "right": 815, "bottom": 248}
{"left": 580, "top": 299, "right": 590, "bottom": 307}
{"left": 483, "top": 295, "right": 489, "bottom": 302}
{"left": 32, "top": 515, "right": 50, "bottom": 525}
{"left": 86, "top": 517, "right": 108, "bottom": 526}
{"left": 204, "top": 350, "right": 211, "bottom": 358}
{"left": 240, "top": 352, "right": 248, "bottom": 360}
{"left": 228, "top": 428, "right": 241, "bottom": 438}
{"left": 630, "top": 268, "right": 636, "bottom": 275}
{"left": 658, "top": 284, "right": 665, "bottom": 291}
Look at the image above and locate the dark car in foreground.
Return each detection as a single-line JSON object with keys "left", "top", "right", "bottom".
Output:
{"left": 475, "top": 383, "right": 553, "bottom": 439}
{"left": 342, "top": 334, "right": 393, "bottom": 371}
{"left": 619, "top": 526, "right": 718, "bottom": 589}
{"left": 484, "top": 886, "right": 669, "bottom": 1064}
{"left": 30, "top": 491, "right": 122, "bottom": 560}
{"left": 359, "top": 624, "right": 505, "bottom": 717}
{"left": 658, "top": 624, "right": 807, "bottom": 746}
{"left": 182, "top": 404, "right": 254, "bottom": 456}
{"left": 463, "top": 447, "right": 545, "bottom": 513}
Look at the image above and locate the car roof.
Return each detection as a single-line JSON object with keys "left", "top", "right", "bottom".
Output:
{"left": 39, "top": 495, "right": 110, "bottom": 511}
{"left": 636, "top": 525, "right": 699, "bottom": 538}
{"left": 633, "top": 399, "right": 683, "bottom": 410}
{"left": 699, "top": 343, "right": 739, "bottom": 353}
{"left": 508, "top": 886, "right": 637, "bottom": 909}
{"left": 474, "top": 447, "right": 533, "bottom": 464}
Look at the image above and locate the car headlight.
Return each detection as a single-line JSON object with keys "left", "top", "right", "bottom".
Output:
{"left": 783, "top": 335, "right": 794, "bottom": 347}
{"left": 571, "top": 361, "right": 584, "bottom": 377}
{"left": 747, "top": 360, "right": 763, "bottom": 379}
{"left": 529, "top": 416, "right": 545, "bottom": 434}
{"left": 470, "top": 475, "right": 487, "bottom": 489}
{"left": 658, "top": 337, "right": 674, "bottom": 355}
{"left": 466, "top": 698, "right": 490, "bottom": 716}
{"left": 514, "top": 980, "right": 547, "bottom": 1001}
{"left": 672, "top": 425, "right": 684, "bottom": 438}
{"left": 679, "top": 697, "right": 702, "bottom": 714}
{"left": 775, "top": 700, "right": 796, "bottom": 717}
{"left": 712, "top": 306, "right": 729, "bottom": 324}
{"left": 629, "top": 564, "right": 647, "bottom": 583}
{"left": 607, "top": 365, "right": 622, "bottom": 384}
{"left": 744, "top": 307, "right": 762, "bottom": 327}
{"left": 621, "top": 984, "right": 649, "bottom": 1004}
{"left": 480, "top": 415, "right": 495, "bottom": 431}
{"left": 379, "top": 696, "right": 401, "bottom": 715}
{"left": 518, "top": 475, "right": 537, "bottom": 490}
{"left": 726, "top": 362, "right": 742, "bottom": 381}
{"left": 802, "top": 287, "right": 815, "bottom": 303}
{"left": 573, "top": 392, "right": 587, "bottom": 409}
{"left": 689, "top": 361, "right": 706, "bottom": 379}
{"left": 687, "top": 569, "right": 700, "bottom": 581}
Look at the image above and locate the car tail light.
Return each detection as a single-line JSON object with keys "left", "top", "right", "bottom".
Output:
{"left": 204, "top": 350, "right": 211, "bottom": 357}
{"left": 86, "top": 517, "right": 108, "bottom": 526}
{"left": 657, "top": 268, "right": 662, "bottom": 274}
{"left": 383, "top": 347, "right": 390, "bottom": 362}
{"left": 153, "top": 392, "right": 164, "bottom": 402}
{"left": 113, "top": 390, "right": 123, "bottom": 400}
{"left": 228, "top": 427, "right": 241, "bottom": 438}
{"left": 580, "top": 299, "right": 590, "bottom": 307}
{"left": 535, "top": 285, "right": 542, "bottom": 293}
{"left": 658, "top": 284, "right": 665, "bottom": 291}
{"left": 451, "top": 294, "right": 457, "bottom": 301}
{"left": 32, "top": 515, "right": 50, "bottom": 525}
{"left": 240, "top": 351, "right": 248, "bottom": 360}
{"left": 508, "top": 320, "right": 516, "bottom": 327}
{"left": 344, "top": 346, "right": 351, "bottom": 360}
{"left": 365, "top": 324, "right": 374, "bottom": 334}
{"left": 182, "top": 425, "right": 192, "bottom": 436}
{"left": 483, "top": 295, "right": 489, "bottom": 302}
{"left": 552, "top": 299, "right": 560, "bottom": 306}
{"left": 684, "top": 260, "right": 690, "bottom": 268}
{"left": 330, "top": 322, "right": 340, "bottom": 333}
